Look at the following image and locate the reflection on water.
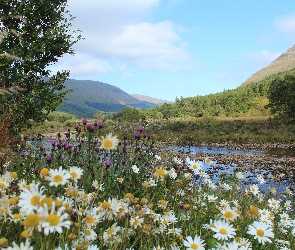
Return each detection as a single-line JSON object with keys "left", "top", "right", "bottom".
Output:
{"left": 171, "top": 145, "right": 294, "bottom": 194}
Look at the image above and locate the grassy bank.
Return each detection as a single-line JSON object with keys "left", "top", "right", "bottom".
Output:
{"left": 24, "top": 116, "right": 295, "bottom": 144}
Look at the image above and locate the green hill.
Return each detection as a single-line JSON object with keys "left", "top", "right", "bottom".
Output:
{"left": 57, "top": 79, "right": 157, "bottom": 118}
{"left": 241, "top": 44, "right": 295, "bottom": 86}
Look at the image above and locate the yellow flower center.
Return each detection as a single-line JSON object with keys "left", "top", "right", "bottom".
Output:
{"left": 250, "top": 206, "right": 259, "bottom": 215}
{"left": 101, "top": 201, "right": 111, "bottom": 209}
{"left": 103, "top": 139, "right": 113, "bottom": 149}
{"left": 224, "top": 211, "right": 234, "bottom": 218}
{"left": 155, "top": 169, "right": 165, "bottom": 176}
{"left": 70, "top": 190, "right": 79, "bottom": 197}
{"left": 71, "top": 172, "right": 78, "bottom": 178}
{"left": 256, "top": 229, "right": 265, "bottom": 237}
{"left": 159, "top": 200, "right": 166, "bottom": 205}
{"left": 190, "top": 243, "right": 198, "bottom": 249}
{"left": 192, "top": 164, "right": 197, "bottom": 169}
{"left": 46, "top": 214, "right": 60, "bottom": 226}
{"left": 125, "top": 193, "right": 134, "bottom": 199}
{"left": 0, "top": 183, "right": 6, "bottom": 189}
{"left": 40, "top": 197, "right": 53, "bottom": 207}
{"left": 40, "top": 168, "right": 49, "bottom": 175}
{"left": 85, "top": 216, "right": 95, "bottom": 224}
{"left": 10, "top": 172, "right": 17, "bottom": 178}
{"left": 21, "top": 230, "right": 31, "bottom": 238}
{"left": 219, "top": 228, "right": 227, "bottom": 234}
{"left": 13, "top": 214, "right": 23, "bottom": 220}
{"left": 107, "top": 228, "right": 114, "bottom": 235}
{"left": 30, "top": 195, "right": 40, "bottom": 206}
{"left": 53, "top": 175, "right": 63, "bottom": 182}
{"left": 85, "top": 229, "right": 91, "bottom": 236}
{"left": 9, "top": 198, "right": 18, "bottom": 205}
{"left": 24, "top": 214, "right": 41, "bottom": 227}
{"left": 0, "top": 237, "right": 8, "bottom": 246}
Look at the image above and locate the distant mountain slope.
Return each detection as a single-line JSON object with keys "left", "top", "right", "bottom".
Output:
{"left": 57, "top": 79, "right": 156, "bottom": 118}
{"left": 130, "top": 94, "right": 172, "bottom": 104}
{"left": 241, "top": 44, "right": 295, "bottom": 87}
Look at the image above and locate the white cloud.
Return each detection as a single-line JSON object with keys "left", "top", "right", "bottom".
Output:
{"left": 244, "top": 50, "right": 280, "bottom": 67}
{"left": 274, "top": 13, "right": 295, "bottom": 34}
{"left": 49, "top": 53, "right": 113, "bottom": 77}
{"left": 62, "top": 0, "right": 194, "bottom": 73}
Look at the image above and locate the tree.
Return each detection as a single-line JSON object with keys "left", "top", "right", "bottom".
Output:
{"left": 93, "top": 110, "right": 105, "bottom": 121}
{"left": 121, "top": 108, "right": 141, "bottom": 122}
{"left": 266, "top": 73, "right": 295, "bottom": 123}
{"left": 0, "top": 0, "right": 81, "bottom": 133}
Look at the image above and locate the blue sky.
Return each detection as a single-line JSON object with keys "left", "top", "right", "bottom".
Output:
{"left": 51, "top": 0, "right": 295, "bottom": 102}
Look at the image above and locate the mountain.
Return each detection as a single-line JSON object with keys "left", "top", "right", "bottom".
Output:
{"left": 130, "top": 94, "right": 172, "bottom": 104}
{"left": 241, "top": 44, "right": 295, "bottom": 87}
{"left": 57, "top": 79, "right": 157, "bottom": 118}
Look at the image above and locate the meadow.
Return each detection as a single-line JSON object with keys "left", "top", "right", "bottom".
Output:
{"left": 0, "top": 119, "right": 294, "bottom": 249}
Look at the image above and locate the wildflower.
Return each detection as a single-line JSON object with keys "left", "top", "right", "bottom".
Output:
{"left": 210, "top": 219, "right": 236, "bottom": 241}
{"left": 81, "top": 228, "right": 97, "bottom": 242}
{"left": 235, "top": 171, "right": 244, "bottom": 180}
{"left": 148, "top": 179, "right": 157, "bottom": 186}
{"left": 183, "top": 235, "right": 205, "bottom": 250}
{"left": 256, "top": 175, "right": 265, "bottom": 184}
{"left": 92, "top": 180, "right": 105, "bottom": 191}
{"left": 249, "top": 184, "right": 259, "bottom": 196}
{"left": 69, "top": 166, "right": 83, "bottom": 182}
{"left": 187, "top": 160, "right": 202, "bottom": 173}
{"left": 38, "top": 202, "right": 71, "bottom": 235}
{"left": 100, "top": 133, "right": 119, "bottom": 150}
{"left": 2, "top": 239, "right": 33, "bottom": 250}
{"left": 168, "top": 228, "right": 182, "bottom": 235}
{"left": 268, "top": 198, "right": 280, "bottom": 211}
{"left": 154, "top": 168, "right": 167, "bottom": 180}
{"left": 247, "top": 221, "right": 274, "bottom": 245}
{"left": 130, "top": 215, "right": 144, "bottom": 229}
{"left": 131, "top": 165, "right": 140, "bottom": 174}
{"left": 219, "top": 206, "right": 239, "bottom": 221}
{"left": 103, "top": 222, "right": 121, "bottom": 242}
{"left": 158, "top": 199, "right": 168, "bottom": 209}
{"left": 18, "top": 183, "right": 46, "bottom": 215}
{"left": 45, "top": 166, "right": 71, "bottom": 187}
{"left": 23, "top": 213, "right": 42, "bottom": 233}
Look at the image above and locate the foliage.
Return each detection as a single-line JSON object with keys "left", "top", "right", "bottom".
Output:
{"left": 93, "top": 110, "right": 105, "bottom": 121}
{"left": 120, "top": 107, "right": 141, "bottom": 122}
{"left": 0, "top": 0, "right": 81, "bottom": 133}
{"left": 266, "top": 72, "right": 295, "bottom": 123}
{"left": 0, "top": 121, "right": 294, "bottom": 249}
{"left": 47, "top": 111, "right": 75, "bottom": 123}
{"left": 139, "top": 77, "right": 275, "bottom": 120}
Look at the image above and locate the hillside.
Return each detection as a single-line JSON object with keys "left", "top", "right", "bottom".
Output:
{"left": 241, "top": 44, "right": 295, "bottom": 86}
{"left": 130, "top": 94, "right": 172, "bottom": 104}
{"left": 57, "top": 79, "right": 156, "bottom": 118}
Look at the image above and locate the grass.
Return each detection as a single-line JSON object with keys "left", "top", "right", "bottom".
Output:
{"left": 1, "top": 120, "right": 294, "bottom": 249}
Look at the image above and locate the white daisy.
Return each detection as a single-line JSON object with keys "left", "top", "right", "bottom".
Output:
{"left": 45, "top": 166, "right": 71, "bottom": 187}
{"left": 210, "top": 219, "right": 236, "bottom": 241}
{"left": 247, "top": 220, "right": 274, "bottom": 245}
{"left": 183, "top": 235, "right": 205, "bottom": 250}
{"left": 100, "top": 133, "right": 119, "bottom": 150}
{"left": 18, "top": 183, "right": 46, "bottom": 215}
{"left": 131, "top": 165, "right": 140, "bottom": 174}
{"left": 38, "top": 202, "right": 71, "bottom": 235}
{"left": 69, "top": 166, "right": 83, "bottom": 182}
{"left": 2, "top": 239, "right": 33, "bottom": 250}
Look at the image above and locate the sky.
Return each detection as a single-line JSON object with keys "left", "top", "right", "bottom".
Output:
{"left": 50, "top": 0, "right": 295, "bottom": 102}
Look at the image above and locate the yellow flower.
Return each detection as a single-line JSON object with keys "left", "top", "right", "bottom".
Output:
{"left": 0, "top": 237, "right": 8, "bottom": 246}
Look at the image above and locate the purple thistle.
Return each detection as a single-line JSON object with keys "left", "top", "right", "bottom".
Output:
{"left": 105, "top": 161, "right": 112, "bottom": 168}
